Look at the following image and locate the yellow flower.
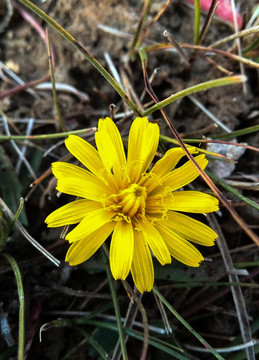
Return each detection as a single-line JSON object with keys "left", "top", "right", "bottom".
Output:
{"left": 45, "top": 117, "right": 219, "bottom": 293}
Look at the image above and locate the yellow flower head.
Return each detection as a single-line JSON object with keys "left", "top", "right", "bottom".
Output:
{"left": 45, "top": 117, "right": 219, "bottom": 293}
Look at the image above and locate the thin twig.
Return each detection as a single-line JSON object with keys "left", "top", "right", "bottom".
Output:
{"left": 230, "top": 0, "right": 247, "bottom": 94}
{"left": 198, "top": 0, "right": 219, "bottom": 45}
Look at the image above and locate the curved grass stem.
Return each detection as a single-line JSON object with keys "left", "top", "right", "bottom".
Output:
{"left": 2, "top": 253, "right": 25, "bottom": 360}
{"left": 10, "top": 198, "right": 24, "bottom": 232}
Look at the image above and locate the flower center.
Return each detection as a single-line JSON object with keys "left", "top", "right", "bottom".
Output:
{"left": 105, "top": 184, "right": 147, "bottom": 218}
{"left": 118, "top": 184, "right": 147, "bottom": 218}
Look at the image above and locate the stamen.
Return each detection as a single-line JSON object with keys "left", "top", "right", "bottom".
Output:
{"left": 139, "top": 171, "right": 163, "bottom": 193}
{"left": 103, "top": 183, "right": 147, "bottom": 219}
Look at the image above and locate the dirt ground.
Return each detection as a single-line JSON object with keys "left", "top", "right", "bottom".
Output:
{"left": 0, "top": 0, "right": 258, "bottom": 359}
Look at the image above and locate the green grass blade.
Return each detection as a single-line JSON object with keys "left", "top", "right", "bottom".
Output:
{"left": 152, "top": 287, "right": 225, "bottom": 360}
{"left": 194, "top": 0, "right": 201, "bottom": 45}
{"left": 143, "top": 75, "right": 246, "bottom": 116}
{"left": 212, "top": 124, "right": 259, "bottom": 140}
{"left": 76, "top": 327, "right": 111, "bottom": 360}
{"left": 206, "top": 170, "right": 259, "bottom": 210}
{"left": 81, "top": 319, "right": 191, "bottom": 359}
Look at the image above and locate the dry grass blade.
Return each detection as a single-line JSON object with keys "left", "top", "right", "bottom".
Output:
{"left": 230, "top": 0, "right": 247, "bottom": 94}
{"left": 209, "top": 25, "right": 259, "bottom": 48}
{"left": 184, "top": 43, "right": 259, "bottom": 68}
{"left": 0, "top": 197, "right": 60, "bottom": 267}
{"left": 198, "top": 0, "right": 219, "bottom": 45}
{"left": 145, "top": 43, "right": 259, "bottom": 68}
{"left": 0, "top": 111, "right": 37, "bottom": 181}
{"left": 138, "top": 0, "right": 173, "bottom": 45}
{"left": 0, "top": 74, "right": 50, "bottom": 101}
{"left": 120, "top": 68, "right": 144, "bottom": 112}
{"left": 121, "top": 281, "right": 149, "bottom": 360}
{"left": 207, "top": 213, "right": 256, "bottom": 360}
{"left": 224, "top": 180, "right": 259, "bottom": 191}
{"left": 46, "top": 28, "right": 66, "bottom": 132}
{"left": 129, "top": 0, "right": 152, "bottom": 55}
{"left": 163, "top": 30, "right": 190, "bottom": 67}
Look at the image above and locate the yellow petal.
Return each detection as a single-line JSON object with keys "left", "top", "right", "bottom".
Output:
{"left": 95, "top": 117, "right": 126, "bottom": 175}
{"left": 137, "top": 220, "right": 171, "bottom": 265}
{"left": 65, "top": 135, "right": 104, "bottom": 176}
{"left": 65, "top": 221, "right": 116, "bottom": 265}
{"left": 152, "top": 155, "right": 208, "bottom": 195}
{"left": 56, "top": 176, "right": 109, "bottom": 202}
{"left": 52, "top": 162, "right": 109, "bottom": 195}
{"left": 165, "top": 211, "right": 217, "bottom": 246}
{"left": 110, "top": 220, "right": 134, "bottom": 280}
{"left": 127, "top": 117, "right": 159, "bottom": 183}
{"left": 52, "top": 162, "right": 96, "bottom": 181}
{"left": 155, "top": 223, "right": 204, "bottom": 267}
{"left": 169, "top": 191, "right": 219, "bottom": 213}
{"left": 131, "top": 229, "right": 154, "bottom": 293}
{"left": 151, "top": 147, "right": 198, "bottom": 177}
{"left": 45, "top": 199, "right": 101, "bottom": 227}
{"left": 66, "top": 208, "right": 116, "bottom": 242}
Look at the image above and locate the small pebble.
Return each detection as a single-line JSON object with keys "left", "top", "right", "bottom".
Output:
{"left": 207, "top": 139, "right": 246, "bottom": 178}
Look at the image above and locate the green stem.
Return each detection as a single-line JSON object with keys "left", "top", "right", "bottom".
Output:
{"left": 152, "top": 287, "right": 225, "bottom": 360}
{"left": 10, "top": 198, "right": 24, "bottom": 232}
{"left": 103, "top": 248, "right": 128, "bottom": 360}
{"left": 18, "top": 0, "right": 141, "bottom": 116}
{"left": 0, "top": 127, "right": 96, "bottom": 141}
{"left": 211, "top": 124, "right": 259, "bottom": 140}
{"left": 143, "top": 75, "right": 246, "bottom": 116}
{"left": 2, "top": 253, "right": 25, "bottom": 360}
